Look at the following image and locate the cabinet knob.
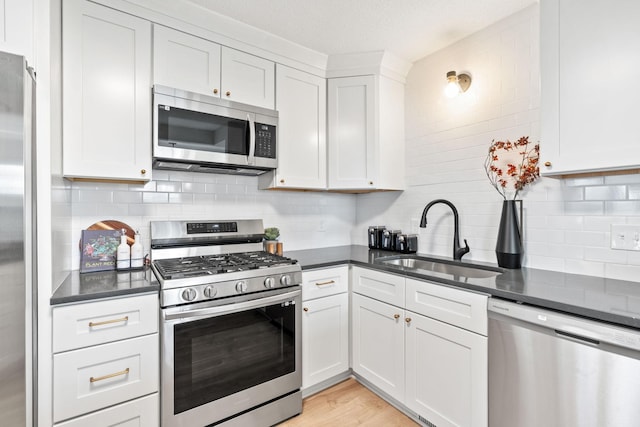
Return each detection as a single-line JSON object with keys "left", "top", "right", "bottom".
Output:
{"left": 303, "top": 307, "right": 309, "bottom": 312}
{"left": 405, "top": 317, "right": 412, "bottom": 324}
{"left": 369, "top": 181, "right": 374, "bottom": 185}
{"left": 213, "top": 88, "right": 219, "bottom": 94}
{"left": 226, "top": 91, "right": 231, "bottom": 97}
{"left": 140, "top": 169, "right": 146, "bottom": 175}
{"left": 544, "top": 161, "right": 552, "bottom": 167}
{"left": 280, "top": 179, "right": 285, "bottom": 184}
{"left": 393, "top": 314, "right": 400, "bottom": 320}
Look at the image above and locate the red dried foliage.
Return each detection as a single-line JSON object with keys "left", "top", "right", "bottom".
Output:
{"left": 484, "top": 136, "right": 540, "bottom": 199}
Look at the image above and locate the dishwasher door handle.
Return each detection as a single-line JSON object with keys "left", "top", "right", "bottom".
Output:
{"left": 554, "top": 329, "right": 601, "bottom": 346}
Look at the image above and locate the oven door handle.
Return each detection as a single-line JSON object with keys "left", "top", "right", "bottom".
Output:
{"left": 163, "top": 289, "right": 301, "bottom": 321}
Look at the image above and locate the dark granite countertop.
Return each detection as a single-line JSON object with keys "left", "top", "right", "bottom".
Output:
{"left": 51, "top": 268, "right": 159, "bottom": 305}
{"left": 284, "top": 245, "right": 640, "bottom": 330}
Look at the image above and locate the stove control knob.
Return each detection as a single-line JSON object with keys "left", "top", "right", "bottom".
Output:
{"left": 235, "top": 281, "right": 247, "bottom": 293}
{"left": 203, "top": 286, "right": 217, "bottom": 299}
{"left": 280, "top": 274, "right": 292, "bottom": 286}
{"left": 264, "top": 277, "right": 276, "bottom": 288}
{"left": 181, "top": 288, "right": 197, "bottom": 302}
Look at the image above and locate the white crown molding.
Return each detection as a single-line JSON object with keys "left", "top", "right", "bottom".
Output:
{"left": 326, "top": 51, "right": 413, "bottom": 83}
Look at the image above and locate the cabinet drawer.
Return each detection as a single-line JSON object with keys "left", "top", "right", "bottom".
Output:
{"left": 302, "top": 266, "right": 349, "bottom": 301}
{"left": 53, "top": 293, "right": 158, "bottom": 352}
{"left": 405, "top": 278, "right": 488, "bottom": 336}
{"left": 53, "top": 334, "right": 159, "bottom": 422}
{"left": 351, "top": 266, "right": 405, "bottom": 307}
{"left": 55, "top": 393, "right": 158, "bottom": 427}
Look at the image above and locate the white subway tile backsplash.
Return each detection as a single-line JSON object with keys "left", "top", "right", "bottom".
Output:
{"left": 564, "top": 176, "right": 605, "bottom": 187}
{"left": 585, "top": 185, "right": 627, "bottom": 201}
{"left": 156, "top": 181, "right": 183, "bottom": 193}
{"left": 605, "top": 201, "right": 640, "bottom": 216}
{"left": 563, "top": 201, "right": 605, "bottom": 216}
{"left": 143, "top": 192, "right": 169, "bottom": 204}
{"left": 628, "top": 185, "right": 640, "bottom": 200}
{"left": 113, "top": 191, "right": 143, "bottom": 204}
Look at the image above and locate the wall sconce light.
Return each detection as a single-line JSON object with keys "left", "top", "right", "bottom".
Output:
{"left": 444, "top": 70, "right": 472, "bottom": 98}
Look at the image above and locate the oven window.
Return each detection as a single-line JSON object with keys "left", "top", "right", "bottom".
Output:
{"left": 157, "top": 105, "right": 248, "bottom": 155}
{"left": 173, "top": 301, "right": 296, "bottom": 414}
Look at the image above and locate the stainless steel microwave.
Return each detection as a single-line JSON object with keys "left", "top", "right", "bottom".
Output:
{"left": 152, "top": 85, "right": 278, "bottom": 175}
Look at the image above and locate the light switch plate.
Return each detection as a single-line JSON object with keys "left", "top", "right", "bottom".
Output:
{"left": 610, "top": 224, "right": 640, "bottom": 251}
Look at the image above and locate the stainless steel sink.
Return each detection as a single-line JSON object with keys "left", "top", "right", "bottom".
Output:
{"left": 376, "top": 256, "right": 503, "bottom": 279}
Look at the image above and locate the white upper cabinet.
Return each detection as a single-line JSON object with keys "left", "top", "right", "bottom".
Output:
{"left": 540, "top": 0, "right": 640, "bottom": 175}
{"left": 152, "top": 25, "right": 275, "bottom": 109}
{"left": 221, "top": 47, "right": 275, "bottom": 109}
{"left": 153, "top": 25, "right": 221, "bottom": 97}
{"left": 0, "top": 0, "right": 33, "bottom": 61}
{"left": 328, "top": 75, "right": 405, "bottom": 191}
{"left": 63, "top": 0, "right": 152, "bottom": 182}
{"left": 260, "top": 64, "right": 327, "bottom": 190}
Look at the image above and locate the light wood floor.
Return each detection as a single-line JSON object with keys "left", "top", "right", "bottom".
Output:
{"left": 278, "top": 378, "right": 418, "bottom": 426}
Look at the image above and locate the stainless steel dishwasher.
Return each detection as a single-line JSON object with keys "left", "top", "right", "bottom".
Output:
{"left": 488, "top": 299, "right": 640, "bottom": 427}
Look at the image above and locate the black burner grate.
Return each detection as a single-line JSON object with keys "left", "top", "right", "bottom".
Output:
{"left": 153, "top": 251, "right": 297, "bottom": 280}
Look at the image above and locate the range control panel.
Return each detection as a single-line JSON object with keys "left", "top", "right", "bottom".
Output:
{"left": 187, "top": 222, "right": 238, "bottom": 234}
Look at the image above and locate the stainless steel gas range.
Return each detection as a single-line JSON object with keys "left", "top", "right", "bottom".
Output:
{"left": 150, "top": 219, "right": 302, "bottom": 427}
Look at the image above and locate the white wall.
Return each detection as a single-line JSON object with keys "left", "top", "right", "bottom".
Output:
{"left": 69, "top": 170, "right": 356, "bottom": 270}
{"left": 353, "top": 4, "right": 640, "bottom": 282}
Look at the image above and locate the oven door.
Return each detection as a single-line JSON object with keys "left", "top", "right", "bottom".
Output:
{"left": 161, "top": 287, "right": 302, "bottom": 427}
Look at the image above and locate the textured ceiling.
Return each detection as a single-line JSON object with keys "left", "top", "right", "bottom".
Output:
{"left": 186, "top": 0, "right": 537, "bottom": 62}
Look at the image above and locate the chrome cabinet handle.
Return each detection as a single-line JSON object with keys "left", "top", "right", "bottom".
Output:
{"left": 90, "top": 368, "right": 129, "bottom": 383}
{"left": 89, "top": 316, "right": 129, "bottom": 327}
{"left": 315, "top": 280, "right": 335, "bottom": 287}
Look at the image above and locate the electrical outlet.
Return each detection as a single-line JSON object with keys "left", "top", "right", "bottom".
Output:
{"left": 610, "top": 224, "right": 640, "bottom": 251}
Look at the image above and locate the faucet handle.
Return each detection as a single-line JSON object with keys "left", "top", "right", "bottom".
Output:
{"left": 455, "top": 239, "right": 470, "bottom": 260}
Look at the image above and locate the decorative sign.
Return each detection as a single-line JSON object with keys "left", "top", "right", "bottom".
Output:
{"left": 80, "top": 229, "right": 121, "bottom": 273}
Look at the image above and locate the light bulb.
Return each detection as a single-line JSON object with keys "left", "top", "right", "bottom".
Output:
{"left": 444, "top": 70, "right": 460, "bottom": 98}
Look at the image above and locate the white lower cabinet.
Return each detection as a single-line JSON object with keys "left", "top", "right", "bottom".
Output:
{"left": 405, "top": 311, "right": 487, "bottom": 427}
{"left": 55, "top": 393, "right": 158, "bottom": 427}
{"left": 52, "top": 293, "right": 159, "bottom": 425}
{"left": 351, "top": 292, "right": 405, "bottom": 402}
{"left": 351, "top": 267, "right": 488, "bottom": 427}
{"left": 301, "top": 266, "right": 349, "bottom": 391}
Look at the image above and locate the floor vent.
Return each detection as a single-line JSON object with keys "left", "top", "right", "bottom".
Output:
{"left": 418, "top": 414, "right": 437, "bottom": 427}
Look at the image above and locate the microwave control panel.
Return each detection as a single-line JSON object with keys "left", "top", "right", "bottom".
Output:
{"left": 254, "top": 123, "right": 276, "bottom": 159}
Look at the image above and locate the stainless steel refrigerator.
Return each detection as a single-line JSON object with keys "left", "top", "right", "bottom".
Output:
{"left": 0, "top": 51, "right": 37, "bottom": 426}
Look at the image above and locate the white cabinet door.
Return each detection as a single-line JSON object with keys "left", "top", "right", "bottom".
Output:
{"left": 302, "top": 293, "right": 349, "bottom": 389}
{"left": 301, "top": 265, "right": 348, "bottom": 301}
{"left": 62, "top": 0, "right": 152, "bottom": 182}
{"left": 540, "top": 0, "right": 640, "bottom": 175}
{"left": 351, "top": 293, "right": 405, "bottom": 402}
{"left": 221, "top": 47, "right": 275, "bottom": 109}
{"left": 153, "top": 24, "right": 221, "bottom": 97}
{"left": 56, "top": 393, "right": 159, "bottom": 427}
{"left": 53, "top": 334, "right": 159, "bottom": 422}
{"left": 406, "top": 312, "right": 487, "bottom": 427}
{"left": 0, "top": 0, "right": 33, "bottom": 60}
{"left": 262, "top": 64, "right": 326, "bottom": 189}
{"left": 53, "top": 293, "right": 158, "bottom": 353}
{"left": 328, "top": 75, "right": 376, "bottom": 189}
{"left": 327, "top": 75, "right": 405, "bottom": 191}
{"left": 405, "top": 278, "right": 488, "bottom": 336}
{"left": 351, "top": 266, "right": 405, "bottom": 308}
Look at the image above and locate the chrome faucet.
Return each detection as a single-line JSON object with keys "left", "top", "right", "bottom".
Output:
{"left": 419, "top": 199, "right": 470, "bottom": 261}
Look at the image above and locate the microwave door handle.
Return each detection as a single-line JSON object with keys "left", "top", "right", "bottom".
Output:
{"left": 247, "top": 113, "right": 256, "bottom": 165}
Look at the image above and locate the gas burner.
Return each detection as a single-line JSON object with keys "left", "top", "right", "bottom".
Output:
{"left": 153, "top": 251, "right": 297, "bottom": 281}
